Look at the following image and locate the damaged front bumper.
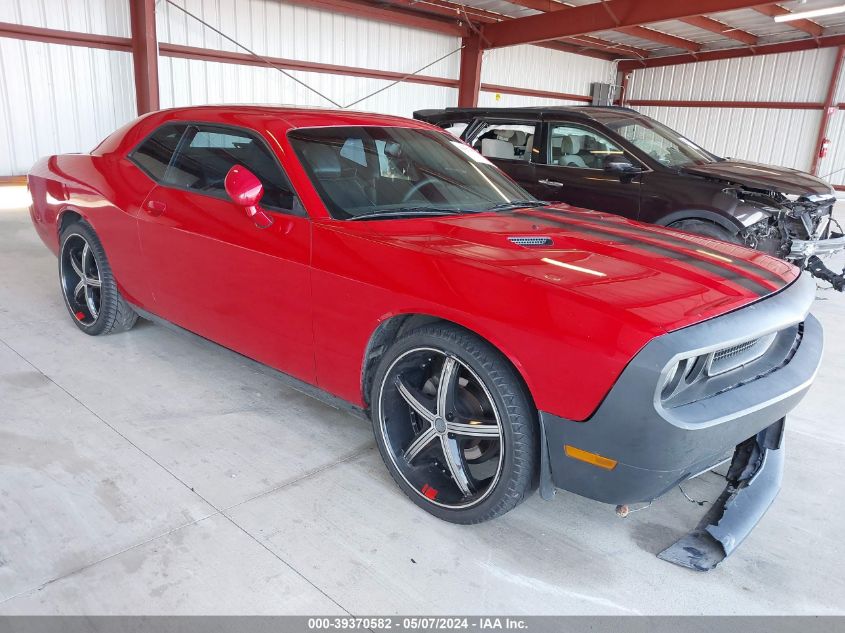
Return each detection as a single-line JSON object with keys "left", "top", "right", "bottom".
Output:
{"left": 537, "top": 275, "right": 822, "bottom": 570}
{"left": 657, "top": 419, "right": 784, "bottom": 571}
{"left": 789, "top": 233, "right": 845, "bottom": 259}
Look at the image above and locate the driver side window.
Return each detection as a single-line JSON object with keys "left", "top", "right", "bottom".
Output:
{"left": 165, "top": 125, "right": 296, "bottom": 212}
{"left": 545, "top": 123, "right": 626, "bottom": 170}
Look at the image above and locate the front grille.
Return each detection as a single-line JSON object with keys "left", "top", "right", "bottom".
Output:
{"left": 508, "top": 236, "right": 553, "bottom": 247}
{"left": 708, "top": 332, "right": 777, "bottom": 376}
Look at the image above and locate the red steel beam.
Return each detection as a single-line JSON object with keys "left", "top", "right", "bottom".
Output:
{"left": 616, "top": 25, "right": 701, "bottom": 51}
{"left": 280, "top": 0, "right": 465, "bottom": 35}
{"left": 811, "top": 46, "right": 845, "bottom": 175}
{"left": 559, "top": 34, "right": 648, "bottom": 58}
{"left": 480, "top": 83, "right": 591, "bottom": 102}
{"left": 479, "top": 0, "right": 770, "bottom": 49}
{"left": 627, "top": 99, "right": 823, "bottom": 109}
{"left": 129, "top": 0, "right": 159, "bottom": 114}
{"left": 534, "top": 40, "right": 618, "bottom": 60}
{"left": 0, "top": 21, "right": 131, "bottom": 51}
{"left": 678, "top": 15, "right": 758, "bottom": 45}
{"left": 619, "top": 33, "right": 845, "bottom": 70}
{"left": 457, "top": 35, "right": 483, "bottom": 107}
{"left": 753, "top": 4, "right": 823, "bottom": 38}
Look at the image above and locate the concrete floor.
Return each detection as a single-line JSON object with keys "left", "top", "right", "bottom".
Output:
{"left": 0, "top": 203, "right": 844, "bottom": 616}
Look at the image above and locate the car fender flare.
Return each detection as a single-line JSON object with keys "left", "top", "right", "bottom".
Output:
{"left": 57, "top": 205, "right": 90, "bottom": 237}
{"left": 360, "top": 310, "right": 537, "bottom": 411}
{"left": 656, "top": 209, "right": 744, "bottom": 234}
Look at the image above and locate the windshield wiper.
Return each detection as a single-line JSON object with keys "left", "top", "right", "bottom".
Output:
{"left": 348, "top": 207, "right": 480, "bottom": 221}
{"left": 482, "top": 200, "right": 548, "bottom": 212}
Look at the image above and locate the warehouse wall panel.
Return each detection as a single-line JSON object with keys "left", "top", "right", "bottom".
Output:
{"left": 482, "top": 44, "right": 613, "bottom": 99}
{"left": 158, "top": 56, "right": 457, "bottom": 117}
{"left": 635, "top": 105, "right": 821, "bottom": 172}
{"left": 0, "top": 0, "right": 129, "bottom": 37}
{"left": 158, "top": 0, "right": 461, "bottom": 80}
{"left": 628, "top": 49, "right": 837, "bottom": 103}
{"left": 0, "top": 39, "right": 136, "bottom": 176}
{"left": 477, "top": 92, "right": 584, "bottom": 108}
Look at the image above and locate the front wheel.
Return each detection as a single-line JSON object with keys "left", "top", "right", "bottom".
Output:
{"left": 371, "top": 323, "right": 537, "bottom": 524}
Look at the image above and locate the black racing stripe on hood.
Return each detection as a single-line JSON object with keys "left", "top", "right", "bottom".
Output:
{"left": 528, "top": 208, "right": 786, "bottom": 288}
{"left": 515, "top": 212, "right": 771, "bottom": 297}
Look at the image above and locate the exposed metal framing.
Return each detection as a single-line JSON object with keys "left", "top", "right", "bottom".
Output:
{"left": 457, "top": 35, "right": 482, "bottom": 107}
{"left": 129, "top": 0, "right": 160, "bottom": 114}
{"left": 811, "top": 46, "right": 845, "bottom": 175}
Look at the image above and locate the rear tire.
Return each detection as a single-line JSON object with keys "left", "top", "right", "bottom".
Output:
{"left": 669, "top": 219, "right": 741, "bottom": 244}
{"left": 371, "top": 323, "right": 537, "bottom": 524}
{"left": 59, "top": 221, "right": 138, "bottom": 336}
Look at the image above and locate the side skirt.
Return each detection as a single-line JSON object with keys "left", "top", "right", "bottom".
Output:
{"left": 130, "top": 305, "right": 370, "bottom": 422}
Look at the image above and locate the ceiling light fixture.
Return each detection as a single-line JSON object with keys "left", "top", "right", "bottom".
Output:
{"left": 773, "top": 4, "right": 845, "bottom": 21}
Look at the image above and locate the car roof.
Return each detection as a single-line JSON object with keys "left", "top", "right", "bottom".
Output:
{"left": 151, "top": 105, "right": 431, "bottom": 130}
{"left": 413, "top": 105, "right": 643, "bottom": 124}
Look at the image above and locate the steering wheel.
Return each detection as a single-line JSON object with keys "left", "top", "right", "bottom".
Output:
{"left": 401, "top": 177, "right": 440, "bottom": 203}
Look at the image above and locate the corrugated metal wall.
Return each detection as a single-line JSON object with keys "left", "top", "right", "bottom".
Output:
{"left": 157, "top": 0, "right": 462, "bottom": 115}
{"left": 0, "top": 0, "right": 614, "bottom": 176}
{"left": 0, "top": 0, "right": 136, "bottom": 176}
{"left": 627, "top": 49, "right": 837, "bottom": 175}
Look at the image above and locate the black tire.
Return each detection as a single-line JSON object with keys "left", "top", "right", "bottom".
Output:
{"left": 669, "top": 219, "right": 741, "bottom": 244}
{"left": 59, "top": 220, "right": 138, "bottom": 336}
{"left": 370, "top": 323, "right": 537, "bottom": 524}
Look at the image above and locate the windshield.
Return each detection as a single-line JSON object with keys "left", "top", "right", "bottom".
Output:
{"left": 607, "top": 116, "right": 719, "bottom": 168}
{"left": 288, "top": 126, "right": 535, "bottom": 220}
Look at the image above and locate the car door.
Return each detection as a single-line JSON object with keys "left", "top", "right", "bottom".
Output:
{"left": 464, "top": 119, "right": 539, "bottom": 191}
{"left": 134, "top": 123, "right": 315, "bottom": 383}
{"left": 533, "top": 121, "right": 642, "bottom": 219}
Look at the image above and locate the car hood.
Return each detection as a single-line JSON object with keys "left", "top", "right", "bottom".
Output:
{"left": 681, "top": 159, "right": 834, "bottom": 196}
{"left": 363, "top": 205, "right": 799, "bottom": 334}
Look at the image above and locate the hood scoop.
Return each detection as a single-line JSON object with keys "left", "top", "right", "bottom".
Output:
{"left": 508, "top": 236, "right": 554, "bottom": 247}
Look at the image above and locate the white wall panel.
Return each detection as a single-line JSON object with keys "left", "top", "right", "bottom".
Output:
{"left": 817, "top": 111, "right": 845, "bottom": 186}
{"left": 481, "top": 44, "right": 613, "bottom": 98}
{"left": 0, "top": 38, "right": 136, "bottom": 175}
{"left": 158, "top": 57, "right": 457, "bottom": 118}
{"left": 158, "top": 0, "right": 461, "bottom": 79}
{"left": 0, "top": 0, "right": 129, "bottom": 36}
{"left": 628, "top": 49, "right": 837, "bottom": 103}
{"left": 635, "top": 105, "right": 821, "bottom": 172}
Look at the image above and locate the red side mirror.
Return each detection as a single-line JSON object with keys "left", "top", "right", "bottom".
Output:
{"left": 224, "top": 165, "right": 273, "bottom": 228}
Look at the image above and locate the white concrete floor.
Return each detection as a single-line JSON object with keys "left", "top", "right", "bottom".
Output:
{"left": 0, "top": 203, "right": 844, "bottom": 615}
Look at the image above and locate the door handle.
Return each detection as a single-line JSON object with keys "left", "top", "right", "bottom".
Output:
{"left": 539, "top": 179, "right": 564, "bottom": 188}
{"left": 145, "top": 200, "right": 166, "bottom": 216}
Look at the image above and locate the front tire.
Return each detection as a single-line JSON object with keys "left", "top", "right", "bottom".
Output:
{"left": 371, "top": 323, "right": 537, "bottom": 524}
{"left": 59, "top": 221, "right": 138, "bottom": 336}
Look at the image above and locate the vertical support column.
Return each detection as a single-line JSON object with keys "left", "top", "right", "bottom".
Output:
{"left": 811, "top": 46, "right": 844, "bottom": 176}
{"left": 457, "top": 34, "right": 482, "bottom": 108}
{"left": 616, "top": 70, "right": 630, "bottom": 106}
{"left": 130, "top": 0, "right": 160, "bottom": 115}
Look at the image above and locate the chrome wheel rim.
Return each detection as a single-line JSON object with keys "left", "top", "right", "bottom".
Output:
{"left": 60, "top": 234, "right": 101, "bottom": 326}
{"left": 378, "top": 347, "right": 504, "bottom": 509}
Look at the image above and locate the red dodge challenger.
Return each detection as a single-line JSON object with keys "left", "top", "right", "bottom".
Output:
{"left": 28, "top": 106, "right": 823, "bottom": 570}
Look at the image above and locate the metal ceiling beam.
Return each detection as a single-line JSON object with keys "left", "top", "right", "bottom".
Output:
{"left": 558, "top": 35, "right": 649, "bottom": 58}
{"left": 480, "top": 0, "right": 770, "bottom": 49}
{"left": 616, "top": 25, "right": 701, "bottom": 51}
{"left": 678, "top": 15, "right": 758, "bottom": 45}
{"left": 753, "top": 4, "right": 824, "bottom": 37}
{"left": 618, "top": 32, "right": 845, "bottom": 70}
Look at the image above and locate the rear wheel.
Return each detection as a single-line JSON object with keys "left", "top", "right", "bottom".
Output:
{"left": 371, "top": 323, "right": 537, "bottom": 524}
{"left": 669, "top": 219, "right": 741, "bottom": 244}
{"left": 59, "top": 221, "right": 138, "bottom": 336}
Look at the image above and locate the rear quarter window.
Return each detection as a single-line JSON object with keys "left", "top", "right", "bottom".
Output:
{"left": 129, "top": 124, "right": 187, "bottom": 181}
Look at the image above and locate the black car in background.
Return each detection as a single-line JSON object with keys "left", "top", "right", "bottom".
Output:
{"left": 415, "top": 106, "right": 845, "bottom": 289}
